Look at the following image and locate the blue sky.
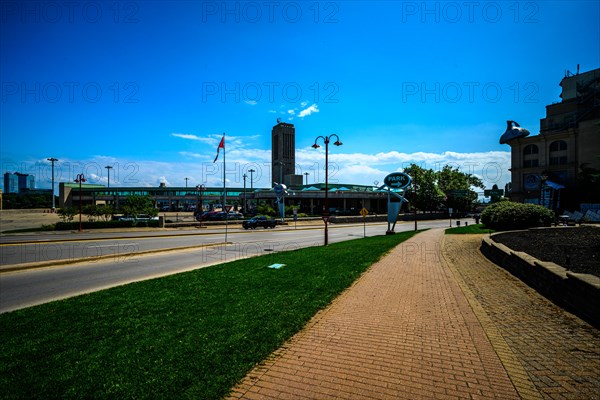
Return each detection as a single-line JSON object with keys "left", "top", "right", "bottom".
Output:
{"left": 1, "top": 1, "right": 598, "bottom": 191}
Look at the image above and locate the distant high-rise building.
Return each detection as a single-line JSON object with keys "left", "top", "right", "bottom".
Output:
{"left": 271, "top": 121, "right": 303, "bottom": 187}
{"left": 3, "top": 172, "right": 35, "bottom": 193}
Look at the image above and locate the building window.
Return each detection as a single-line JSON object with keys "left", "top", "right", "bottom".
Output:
{"left": 523, "top": 144, "right": 539, "bottom": 155}
{"left": 523, "top": 159, "right": 539, "bottom": 168}
{"left": 523, "top": 144, "right": 539, "bottom": 168}
{"left": 549, "top": 140, "right": 567, "bottom": 152}
{"left": 549, "top": 140, "right": 567, "bottom": 165}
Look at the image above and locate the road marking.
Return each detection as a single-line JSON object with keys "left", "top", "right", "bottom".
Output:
{"left": 86, "top": 243, "right": 138, "bottom": 248}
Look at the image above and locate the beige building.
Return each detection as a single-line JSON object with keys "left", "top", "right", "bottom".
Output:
{"left": 506, "top": 67, "right": 600, "bottom": 209}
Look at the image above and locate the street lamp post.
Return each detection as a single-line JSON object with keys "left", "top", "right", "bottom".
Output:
{"left": 243, "top": 174, "right": 247, "bottom": 214}
{"left": 312, "top": 134, "right": 342, "bottom": 246}
{"left": 248, "top": 169, "right": 255, "bottom": 189}
{"left": 74, "top": 173, "right": 86, "bottom": 232}
{"left": 47, "top": 157, "right": 58, "bottom": 211}
{"left": 105, "top": 165, "right": 113, "bottom": 188}
{"left": 276, "top": 162, "right": 285, "bottom": 186}
{"left": 185, "top": 177, "right": 190, "bottom": 188}
{"left": 196, "top": 184, "right": 205, "bottom": 226}
{"left": 304, "top": 172, "right": 309, "bottom": 185}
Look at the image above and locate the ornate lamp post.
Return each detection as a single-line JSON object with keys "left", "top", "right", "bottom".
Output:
{"left": 248, "top": 168, "right": 255, "bottom": 189}
{"left": 304, "top": 172, "right": 310, "bottom": 185}
{"left": 196, "top": 184, "right": 206, "bottom": 226}
{"left": 185, "top": 177, "right": 190, "bottom": 188}
{"left": 74, "top": 173, "right": 86, "bottom": 232}
{"left": 243, "top": 174, "right": 247, "bottom": 214}
{"left": 312, "top": 134, "right": 342, "bottom": 246}
{"left": 105, "top": 165, "right": 113, "bottom": 188}
{"left": 276, "top": 161, "right": 286, "bottom": 185}
{"left": 47, "top": 157, "right": 58, "bottom": 211}
{"left": 247, "top": 168, "right": 256, "bottom": 214}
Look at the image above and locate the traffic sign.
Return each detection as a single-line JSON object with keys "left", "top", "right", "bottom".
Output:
{"left": 322, "top": 215, "right": 330, "bottom": 223}
{"left": 484, "top": 189, "right": 504, "bottom": 197}
{"left": 383, "top": 172, "right": 412, "bottom": 189}
{"left": 449, "top": 189, "right": 470, "bottom": 198}
{"left": 360, "top": 208, "right": 369, "bottom": 217}
{"left": 224, "top": 205, "right": 233, "bottom": 212}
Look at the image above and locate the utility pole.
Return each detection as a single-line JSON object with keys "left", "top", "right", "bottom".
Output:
{"left": 105, "top": 165, "right": 113, "bottom": 188}
{"left": 248, "top": 169, "right": 255, "bottom": 189}
{"left": 47, "top": 157, "right": 58, "bottom": 211}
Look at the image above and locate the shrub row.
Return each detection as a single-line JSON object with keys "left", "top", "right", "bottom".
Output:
{"left": 481, "top": 201, "right": 554, "bottom": 231}
{"left": 54, "top": 220, "right": 159, "bottom": 230}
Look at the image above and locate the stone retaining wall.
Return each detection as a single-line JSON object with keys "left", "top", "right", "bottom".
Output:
{"left": 480, "top": 235, "right": 600, "bottom": 328}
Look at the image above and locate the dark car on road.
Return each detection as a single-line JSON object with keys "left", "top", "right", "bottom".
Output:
{"left": 242, "top": 216, "right": 277, "bottom": 229}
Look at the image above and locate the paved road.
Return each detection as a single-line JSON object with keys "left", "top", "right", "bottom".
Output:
{"left": 0, "top": 220, "right": 450, "bottom": 313}
{"left": 0, "top": 220, "right": 452, "bottom": 266}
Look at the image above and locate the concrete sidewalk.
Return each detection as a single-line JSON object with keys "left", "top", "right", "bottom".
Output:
{"left": 227, "top": 229, "right": 599, "bottom": 399}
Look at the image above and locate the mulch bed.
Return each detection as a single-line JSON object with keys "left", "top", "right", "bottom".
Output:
{"left": 491, "top": 226, "right": 600, "bottom": 278}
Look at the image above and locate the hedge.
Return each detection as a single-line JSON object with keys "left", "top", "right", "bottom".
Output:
{"left": 54, "top": 220, "right": 159, "bottom": 230}
{"left": 480, "top": 201, "right": 554, "bottom": 231}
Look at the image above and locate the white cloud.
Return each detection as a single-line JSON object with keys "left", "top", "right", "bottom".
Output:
{"left": 179, "top": 151, "right": 203, "bottom": 159}
{"left": 298, "top": 103, "right": 319, "bottom": 118}
{"left": 12, "top": 148, "right": 511, "bottom": 193}
{"left": 171, "top": 133, "right": 202, "bottom": 141}
{"left": 244, "top": 100, "right": 258, "bottom": 105}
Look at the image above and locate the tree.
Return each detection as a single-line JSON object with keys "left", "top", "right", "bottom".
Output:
{"left": 97, "top": 205, "right": 115, "bottom": 222}
{"left": 436, "top": 165, "right": 484, "bottom": 212}
{"left": 57, "top": 207, "right": 76, "bottom": 222}
{"left": 257, "top": 204, "right": 276, "bottom": 216}
{"left": 404, "top": 164, "right": 445, "bottom": 211}
{"left": 121, "top": 195, "right": 158, "bottom": 217}
{"left": 83, "top": 205, "right": 100, "bottom": 222}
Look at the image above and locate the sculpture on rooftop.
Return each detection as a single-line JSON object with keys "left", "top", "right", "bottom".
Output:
{"left": 499, "top": 120, "right": 530, "bottom": 144}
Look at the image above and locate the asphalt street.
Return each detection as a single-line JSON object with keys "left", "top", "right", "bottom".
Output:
{"left": 0, "top": 220, "right": 450, "bottom": 313}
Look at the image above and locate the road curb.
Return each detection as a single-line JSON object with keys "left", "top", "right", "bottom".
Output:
{"left": 0, "top": 242, "right": 229, "bottom": 274}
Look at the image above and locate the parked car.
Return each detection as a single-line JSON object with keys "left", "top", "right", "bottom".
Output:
{"left": 228, "top": 211, "right": 244, "bottom": 220}
{"left": 135, "top": 214, "right": 159, "bottom": 221}
{"left": 242, "top": 216, "right": 277, "bottom": 229}
{"left": 118, "top": 214, "right": 158, "bottom": 222}
{"left": 198, "top": 211, "right": 219, "bottom": 221}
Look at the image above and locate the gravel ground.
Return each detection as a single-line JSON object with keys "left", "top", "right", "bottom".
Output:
{"left": 491, "top": 226, "right": 600, "bottom": 278}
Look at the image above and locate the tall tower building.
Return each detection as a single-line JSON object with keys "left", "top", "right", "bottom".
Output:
{"left": 271, "top": 121, "right": 303, "bottom": 187}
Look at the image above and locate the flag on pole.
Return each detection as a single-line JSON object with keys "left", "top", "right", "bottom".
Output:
{"left": 213, "top": 135, "right": 225, "bottom": 163}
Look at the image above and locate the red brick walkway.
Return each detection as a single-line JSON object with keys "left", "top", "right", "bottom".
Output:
{"left": 228, "top": 229, "right": 521, "bottom": 399}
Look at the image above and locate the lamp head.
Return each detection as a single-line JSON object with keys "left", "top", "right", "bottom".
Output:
{"left": 312, "top": 143, "right": 320, "bottom": 149}
{"left": 333, "top": 140, "right": 343, "bottom": 146}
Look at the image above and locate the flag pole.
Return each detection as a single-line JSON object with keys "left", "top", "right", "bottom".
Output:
{"left": 223, "top": 132, "right": 228, "bottom": 246}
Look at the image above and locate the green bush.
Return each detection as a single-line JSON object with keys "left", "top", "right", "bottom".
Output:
{"left": 54, "top": 220, "right": 159, "bottom": 230}
{"left": 257, "top": 204, "right": 276, "bottom": 216}
{"left": 481, "top": 201, "right": 554, "bottom": 231}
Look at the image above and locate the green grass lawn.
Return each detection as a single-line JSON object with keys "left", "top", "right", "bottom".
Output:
{"left": 0, "top": 231, "right": 419, "bottom": 399}
{"left": 445, "top": 224, "right": 495, "bottom": 234}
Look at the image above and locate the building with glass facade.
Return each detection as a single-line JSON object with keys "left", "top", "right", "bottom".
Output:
{"left": 3, "top": 172, "right": 35, "bottom": 193}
